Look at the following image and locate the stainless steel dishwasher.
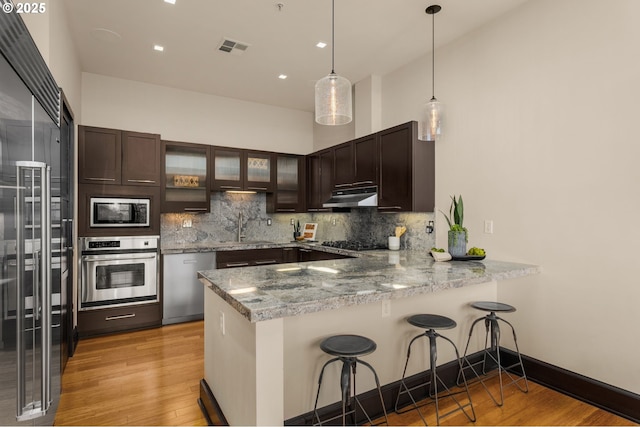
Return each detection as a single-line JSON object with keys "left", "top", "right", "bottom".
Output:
{"left": 162, "top": 252, "right": 215, "bottom": 325}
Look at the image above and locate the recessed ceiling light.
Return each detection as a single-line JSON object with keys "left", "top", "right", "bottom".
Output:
{"left": 278, "top": 74, "right": 287, "bottom": 80}
{"left": 164, "top": 0, "right": 176, "bottom": 4}
{"left": 316, "top": 41, "right": 327, "bottom": 48}
{"left": 153, "top": 45, "right": 164, "bottom": 52}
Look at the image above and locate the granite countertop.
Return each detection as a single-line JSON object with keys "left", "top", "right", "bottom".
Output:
{"left": 161, "top": 240, "right": 369, "bottom": 258}
{"left": 198, "top": 250, "right": 540, "bottom": 323}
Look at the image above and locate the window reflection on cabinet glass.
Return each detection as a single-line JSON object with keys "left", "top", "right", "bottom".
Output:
{"left": 165, "top": 149, "right": 207, "bottom": 202}
{"left": 215, "top": 151, "right": 241, "bottom": 181}
{"left": 277, "top": 156, "right": 298, "bottom": 189}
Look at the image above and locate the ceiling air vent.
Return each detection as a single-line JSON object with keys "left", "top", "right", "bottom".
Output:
{"left": 218, "top": 38, "right": 250, "bottom": 55}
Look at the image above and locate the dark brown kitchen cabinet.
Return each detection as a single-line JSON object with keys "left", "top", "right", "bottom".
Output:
{"left": 79, "top": 126, "right": 161, "bottom": 186}
{"left": 282, "top": 247, "right": 299, "bottom": 263}
{"left": 333, "top": 134, "right": 378, "bottom": 189}
{"left": 211, "top": 147, "right": 275, "bottom": 192}
{"left": 306, "top": 149, "right": 333, "bottom": 212}
{"left": 161, "top": 140, "right": 210, "bottom": 213}
{"left": 78, "top": 126, "right": 121, "bottom": 185}
{"left": 77, "top": 302, "right": 161, "bottom": 337}
{"left": 298, "top": 248, "right": 353, "bottom": 262}
{"left": 216, "top": 248, "right": 284, "bottom": 269}
{"left": 267, "top": 154, "right": 306, "bottom": 213}
{"left": 377, "top": 121, "right": 434, "bottom": 212}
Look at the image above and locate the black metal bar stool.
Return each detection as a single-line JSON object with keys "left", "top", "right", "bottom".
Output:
{"left": 312, "top": 334, "right": 388, "bottom": 426}
{"left": 458, "top": 301, "right": 529, "bottom": 406}
{"left": 394, "top": 314, "right": 476, "bottom": 426}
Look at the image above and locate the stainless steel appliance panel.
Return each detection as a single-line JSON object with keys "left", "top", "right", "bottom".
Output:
{"left": 89, "top": 197, "right": 150, "bottom": 228}
{"left": 162, "top": 252, "right": 213, "bottom": 325}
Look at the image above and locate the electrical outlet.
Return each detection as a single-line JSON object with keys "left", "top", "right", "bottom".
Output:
{"left": 290, "top": 218, "right": 295, "bottom": 225}
{"left": 182, "top": 219, "right": 192, "bottom": 228}
{"left": 332, "top": 218, "right": 337, "bottom": 226}
{"left": 267, "top": 218, "right": 272, "bottom": 226}
{"left": 381, "top": 300, "right": 391, "bottom": 318}
{"left": 219, "top": 311, "right": 226, "bottom": 335}
{"left": 484, "top": 220, "right": 494, "bottom": 234}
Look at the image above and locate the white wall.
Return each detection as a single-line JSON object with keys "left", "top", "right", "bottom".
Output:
{"left": 380, "top": 0, "right": 640, "bottom": 394}
{"left": 81, "top": 73, "right": 314, "bottom": 154}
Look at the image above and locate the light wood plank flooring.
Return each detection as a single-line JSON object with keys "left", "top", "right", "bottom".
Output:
{"left": 55, "top": 320, "right": 636, "bottom": 426}
{"left": 55, "top": 321, "right": 207, "bottom": 426}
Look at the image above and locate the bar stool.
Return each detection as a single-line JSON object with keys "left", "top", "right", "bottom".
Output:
{"left": 394, "top": 314, "right": 476, "bottom": 426}
{"left": 312, "top": 334, "right": 388, "bottom": 426}
{"left": 458, "top": 301, "right": 529, "bottom": 406}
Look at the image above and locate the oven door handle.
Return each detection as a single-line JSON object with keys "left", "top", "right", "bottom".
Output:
{"left": 81, "top": 253, "right": 158, "bottom": 262}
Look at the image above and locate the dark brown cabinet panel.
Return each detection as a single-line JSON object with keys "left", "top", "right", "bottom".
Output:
{"left": 378, "top": 121, "right": 434, "bottom": 212}
{"left": 79, "top": 126, "right": 161, "bottom": 187}
{"left": 306, "top": 149, "right": 333, "bottom": 212}
{"left": 161, "top": 140, "right": 210, "bottom": 213}
{"left": 267, "top": 154, "right": 306, "bottom": 213}
{"left": 281, "top": 247, "right": 299, "bottom": 263}
{"left": 79, "top": 126, "right": 122, "bottom": 185}
{"left": 216, "top": 248, "right": 284, "bottom": 269}
{"left": 211, "top": 147, "right": 275, "bottom": 192}
{"left": 122, "top": 131, "right": 161, "bottom": 186}
{"left": 333, "top": 135, "right": 378, "bottom": 189}
{"left": 298, "top": 248, "right": 353, "bottom": 262}
{"left": 77, "top": 302, "right": 161, "bottom": 337}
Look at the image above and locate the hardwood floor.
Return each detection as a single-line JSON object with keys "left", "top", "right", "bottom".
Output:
{"left": 55, "top": 321, "right": 207, "bottom": 426}
{"left": 55, "top": 320, "right": 636, "bottom": 426}
{"left": 379, "top": 375, "right": 637, "bottom": 426}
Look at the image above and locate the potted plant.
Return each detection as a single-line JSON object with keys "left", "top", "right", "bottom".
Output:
{"left": 441, "top": 195, "right": 467, "bottom": 257}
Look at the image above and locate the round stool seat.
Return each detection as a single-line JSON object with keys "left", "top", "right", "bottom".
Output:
{"left": 471, "top": 301, "right": 516, "bottom": 313}
{"left": 320, "top": 334, "right": 377, "bottom": 358}
{"left": 407, "top": 314, "right": 456, "bottom": 330}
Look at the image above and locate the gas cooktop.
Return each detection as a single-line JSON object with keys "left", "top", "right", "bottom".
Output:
{"left": 321, "top": 240, "right": 386, "bottom": 251}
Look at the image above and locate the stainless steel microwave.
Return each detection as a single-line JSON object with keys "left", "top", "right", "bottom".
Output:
{"left": 90, "top": 197, "right": 150, "bottom": 228}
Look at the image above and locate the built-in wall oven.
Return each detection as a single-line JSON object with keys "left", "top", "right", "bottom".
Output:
{"left": 80, "top": 235, "right": 159, "bottom": 310}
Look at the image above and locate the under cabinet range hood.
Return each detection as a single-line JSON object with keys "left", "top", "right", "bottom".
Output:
{"left": 323, "top": 186, "right": 378, "bottom": 208}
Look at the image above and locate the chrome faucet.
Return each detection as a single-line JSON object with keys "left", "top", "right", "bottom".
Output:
{"left": 238, "top": 211, "right": 244, "bottom": 242}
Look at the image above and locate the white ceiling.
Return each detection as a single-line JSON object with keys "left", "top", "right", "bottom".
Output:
{"left": 62, "top": 0, "right": 528, "bottom": 113}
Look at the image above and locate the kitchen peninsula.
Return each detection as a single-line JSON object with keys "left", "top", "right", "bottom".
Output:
{"left": 197, "top": 247, "right": 539, "bottom": 425}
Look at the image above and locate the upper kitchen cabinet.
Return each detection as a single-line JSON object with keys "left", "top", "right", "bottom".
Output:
{"left": 78, "top": 126, "right": 161, "bottom": 186}
{"left": 306, "top": 149, "right": 333, "bottom": 212}
{"left": 377, "top": 121, "right": 434, "bottom": 212}
{"left": 333, "top": 134, "right": 378, "bottom": 189}
{"left": 211, "top": 147, "right": 275, "bottom": 192}
{"left": 267, "top": 154, "right": 306, "bottom": 213}
{"left": 161, "top": 140, "right": 210, "bottom": 213}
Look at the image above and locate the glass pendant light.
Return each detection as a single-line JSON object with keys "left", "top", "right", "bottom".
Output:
{"left": 315, "top": 0, "right": 352, "bottom": 125}
{"left": 419, "top": 5, "right": 443, "bottom": 142}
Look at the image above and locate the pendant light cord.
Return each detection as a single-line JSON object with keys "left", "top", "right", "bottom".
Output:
{"left": 431, "top": 11, "right": 435, "bottom": 99}
{"left": 331, "top": 0, "right": 335, "bottom": 74}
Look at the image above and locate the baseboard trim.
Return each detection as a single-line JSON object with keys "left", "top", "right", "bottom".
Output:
{"left": 501, "top": 349, "right": 640, "bottom": 424}
{"left": 198, "top": 379, "right": 229, "bottom": 426}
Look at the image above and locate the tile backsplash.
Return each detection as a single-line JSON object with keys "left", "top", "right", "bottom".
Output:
{"left": 161, "top": 192, "right": 435, "bottom": 250}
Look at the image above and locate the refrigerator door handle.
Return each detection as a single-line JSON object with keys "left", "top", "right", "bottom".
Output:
{"left": 15, "top": 161, "right": 51, "bottom": 421}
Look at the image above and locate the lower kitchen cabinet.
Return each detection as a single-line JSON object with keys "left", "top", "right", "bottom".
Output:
{"left": 163, "top": 252, "right": 214, "bottom": 324}
{"left": 298, "top": 248, "right": 353, "bottom": 262}
{"left": 216, "top": 248, "right": 284, "bottom": 269}
{"left": 77, "top": 302, "right": 162, "bottom": 337}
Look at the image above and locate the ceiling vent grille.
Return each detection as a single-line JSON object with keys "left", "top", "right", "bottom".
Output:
{"left": 218, "top": 38, "right": 250, "bottom": 55}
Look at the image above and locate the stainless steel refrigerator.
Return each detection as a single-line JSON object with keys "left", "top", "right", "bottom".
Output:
{"left": 1, "top": 6, "right": 64, "bottom": 425}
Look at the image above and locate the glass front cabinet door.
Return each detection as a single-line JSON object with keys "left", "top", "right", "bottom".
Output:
{"left": 161, "top": 140, "right": 210, "bottom": 212}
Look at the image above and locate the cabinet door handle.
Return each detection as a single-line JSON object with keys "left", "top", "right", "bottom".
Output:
{"left": 226, "top": 262, "right": 249, "bottom": 267}
{"left": 308, "top": 208, "right": 331, "bottom": 212}
{"left": 334, "top": 183, "right": 353, "bottom": 188}
{"left": 85, "top": 177, "right": 115, "bottom": 182}
{"left": 352, "top": 181, "right": 374, "bottom": 186}
{"left": 378, "top": 206, "right": 402, "bottom": 210}
{"left": 127, "top": 179, "right": 156, "bottom": 184}
{"left": 105, "top": 313, "right": 136, "bottom": 321}
{"left": 220, "top": 185, "right": 242, "bottom": 190}
{"left": 184, "top": 207, "right": 207, "bottom": 212}
{"left": 255, "top": 260, "right": 277, "bottom": 265}
{"left": 247, "top": 186, "right": 268, "bottom": 191}
{"left": 276, "top": 209, "right": 296, "bottom": 212}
